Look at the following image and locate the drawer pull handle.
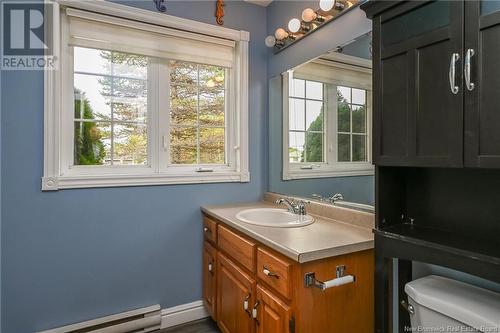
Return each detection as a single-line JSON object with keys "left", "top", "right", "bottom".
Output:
{"left": 208, "top": 262, "right": 213, "bottom": 274}
{"left": 304, "top": 265, "right": 355, "bottom": 291}
{"left": 263, "top": 267, "right": 279, "bottom": 279}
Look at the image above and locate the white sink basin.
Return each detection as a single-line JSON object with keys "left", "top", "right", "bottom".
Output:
{"left": 235, "top": 208, "right": 314, "bottom": 228}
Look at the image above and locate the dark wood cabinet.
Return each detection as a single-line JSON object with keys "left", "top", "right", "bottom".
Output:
{"left": 368, "top": 0, "right": 500, "bottom": 168}
{"left": 373, "top": 1, "right": 464, "bottom": 167}
{"left": 464, "top": 1, "right": 500, "bottom": 167}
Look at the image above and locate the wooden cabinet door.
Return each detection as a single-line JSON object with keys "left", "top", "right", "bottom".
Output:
{"left": 255, "top": 285, "right": 291, "bottom": 333}
{"left": 464, "top": 1, "right": 500, "bottom": 167}
{"left": 217, "top": 252, "right": 255, "bottom": 333}
{"left": 203, "top": 241, "right": 217, "bottom": 320}
{"left": 374, "top": 1, "right": 464, "bottom": 167}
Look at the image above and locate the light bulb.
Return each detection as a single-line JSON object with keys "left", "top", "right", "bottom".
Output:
{"left": 275, "top": 28, "right": 289, "bottom": 40}
{"left": 302, "top": 8, "right": 317, "bottom": 22}
{"left": 265, "top": 35, "right": 276, "bottom": 48}
{"left": 288, "top": 18, "right": 301, "bottom": 33}
{"left": 319, "top": 0, "right": 335, "bottom": 11}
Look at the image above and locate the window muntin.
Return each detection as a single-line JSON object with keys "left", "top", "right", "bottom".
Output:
{"left": 288, "top": 78, "right": 325, "bottom": 163}
{"left": 169, "top": 61, "right": 227, "bottom": 165}
{"left": 73, "top": 47, "right": 149, "bottom": 166}
{"left": 337, "top": 86, "right": 368, "bottom": 163}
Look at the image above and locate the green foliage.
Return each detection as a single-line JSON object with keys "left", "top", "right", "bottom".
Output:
{"left": 74, "top": 89, "right": 106, "bottom": 165}
{"left": 303, "top": 109, "right": 324, "bottom": 163}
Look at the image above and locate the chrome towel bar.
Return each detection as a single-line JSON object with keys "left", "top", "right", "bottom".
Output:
{"left": 304, "top": 265, "right": 355, "bottom": 291}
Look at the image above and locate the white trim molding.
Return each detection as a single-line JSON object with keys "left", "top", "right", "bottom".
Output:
{"left": 43, "top": 0, "right": 250, "bottom": 190}
{"left": 160, "top": 300, "right": 209, "bottom": 329}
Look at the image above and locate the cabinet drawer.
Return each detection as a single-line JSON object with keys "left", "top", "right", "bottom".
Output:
{"left": 257, "top": 247, "right": 292, "bottom": 299}
{"left": 218, "top": 225, "right": 256, "bottom": 272}
{"left": 203, "top": 215, "right": 217, "bottom": 244}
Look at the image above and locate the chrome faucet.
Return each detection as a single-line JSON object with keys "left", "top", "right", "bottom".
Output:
{"left": 329, "top": 193, "right": 344, "bottom": 203}
{"left": 276, "top": 197, "right": 308, "bottom": 215}
{"left": 311, "top": 193, "right": 344, "bottom": 203}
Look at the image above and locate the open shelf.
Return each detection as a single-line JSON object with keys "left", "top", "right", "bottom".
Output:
{"left": 375, "top": 223, "right": 500, "bottom": 266}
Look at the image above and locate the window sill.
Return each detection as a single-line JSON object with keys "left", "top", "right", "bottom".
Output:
{"left": 42, "top": 171, "right": 250, "bottom": 190}
{"left": 283, "top": 166, "right": 374, "bottom": 180}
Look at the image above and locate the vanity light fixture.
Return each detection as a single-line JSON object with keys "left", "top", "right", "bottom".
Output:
{"left": 288, "top": 18, "right": 302, "bottom": 33}
{"left": 265, "top": 0, "right": 359, "bottom": 52}
{"left": 302, "top": 8, "right": 325, "bottom": 24}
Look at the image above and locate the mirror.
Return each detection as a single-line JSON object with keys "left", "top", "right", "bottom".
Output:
{"left": 268, "top": 32, "right": 374, "bottom": 210}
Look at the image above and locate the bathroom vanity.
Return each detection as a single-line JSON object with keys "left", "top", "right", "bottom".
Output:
{"left": 201, "top": 194, "right": 375, "bottom": 333}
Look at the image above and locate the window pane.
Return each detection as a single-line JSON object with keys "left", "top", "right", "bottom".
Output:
{"left": 289, "top": 132, "right": 305, "bottom": 163}
{"left": 199, "top": 65, "right": 225, "bottom": 88}
{"left": 111, "top": 52, "right": 148, "bottom": 79}
{"left": 352, "top": 105, "right": 366, "bottom": 133}
{"left": 306, "top": 100, "right": 323, "bottom": 131}
{"left": 170, "top": 126, "right": 197, "bottom": 164}
{"left": 305, "top": 132, "right": 323, "bottom": 162}
{"left": 113, "top": 123, "right": 148, "bottom": 165}
{"left": 353, "top": 134, "right": 367, "bottom": 162}
{"left": 289, "top": 99, "right": 305, "bottom": 131}
{"left": 170, "top": 84, "right": 197, "bottom": 126}
{"left": 74, "top": 74, "right": 111, "bottom": 120}
{"left": 352, "top": 88, "right": 366, "bottom": 105}
{"left": 112, "top": 100, "right": 147, "bottom": 123}
{"left": 306, "top": 81, "right": 323, "bottom": 100}
{"left": 338, "top": 134, "right": 351, "bottom": 162}
{"left": 170, "top": 61, "right": 198, "bottom": 85}
{"left": 199, "top": 86, "right": 225, "bottom": 127}
{"left": 338, "top": 86, "right": 351, "bottom": 103}
{"left": 290, "top": 78, "right": 305, "bottom": 98}
{"left": 111, "top": 77, "right": 147, "bottom": 99}
{"left": 74, "top": 121, "right": 111, "bottom": 165}
{"left": 338, "top": 98, "right": 350, "bottom": 132}
{"left": 74, "top": 47, "right": 110, "bottom": 75}
{"left": 200, "top": 127, "right": 225, "bottom": 164}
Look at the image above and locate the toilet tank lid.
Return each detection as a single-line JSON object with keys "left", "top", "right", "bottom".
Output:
{"left": 405, "top": 275, "right": 500, "bottom": 331}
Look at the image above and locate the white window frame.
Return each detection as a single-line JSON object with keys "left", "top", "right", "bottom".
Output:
{"left": 282, "top": 53, "right": 374, "bottom": 180}
{"left": 43, "top": 0, "right": 249, "bottom": 190}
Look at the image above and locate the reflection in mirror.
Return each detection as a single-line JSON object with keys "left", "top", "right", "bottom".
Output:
{"left": 269, "top": 32, "right": 374, "bottom": 209}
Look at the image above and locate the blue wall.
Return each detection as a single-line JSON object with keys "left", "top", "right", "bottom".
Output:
{"left": 0, "top": 1, "right": 267, "bottom": 332}
{"left": 266, "top": 4, "right": 374, "bottom": 204}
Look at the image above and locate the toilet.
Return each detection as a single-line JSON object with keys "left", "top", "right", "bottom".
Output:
{"left": 405, "top": 275, "right": 500, "bottom": 333}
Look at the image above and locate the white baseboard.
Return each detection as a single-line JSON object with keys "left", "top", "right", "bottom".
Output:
{"left": 160, "top": 300, "right": 209, "bottom": 329}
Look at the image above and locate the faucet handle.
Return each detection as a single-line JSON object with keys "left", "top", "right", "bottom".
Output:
{"left": 296, "top": 200, "right": 310, "bottom": 215}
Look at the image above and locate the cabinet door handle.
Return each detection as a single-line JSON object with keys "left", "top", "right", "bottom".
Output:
{"left": 243, "top": 294, "right": 251, "bottom": 316}
{"left": 449, "top": 53, "right": 460, "bottom": 94}
{"left": 263, "top": 266, "right": 280, "bottom": 279}
{"left": 208, "top": 262, "right": 214, "bottom": 274}
{"left": 252, "top": 300, "right": 260, "bottom": 322}
{"left": 465, "top": 48, "right": 475, "bottom": 91}
{"left": 203, "top": 227, "right": 211, "bottom": 233}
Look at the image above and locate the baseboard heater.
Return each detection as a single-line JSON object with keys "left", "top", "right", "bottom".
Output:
{"left": 37, "top": 305, "right": 161, "bottom": 333}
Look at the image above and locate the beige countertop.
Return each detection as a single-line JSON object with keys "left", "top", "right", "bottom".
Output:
{"left": 201, "top": 201, "right": 374, "bottom": 263}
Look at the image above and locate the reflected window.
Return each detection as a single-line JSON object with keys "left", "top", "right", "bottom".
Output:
{"left": 337, "top": 86, "right": 368, "bottom": 162}
{"left": 288, "top": 78, "right": 325, "bottom": 163}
